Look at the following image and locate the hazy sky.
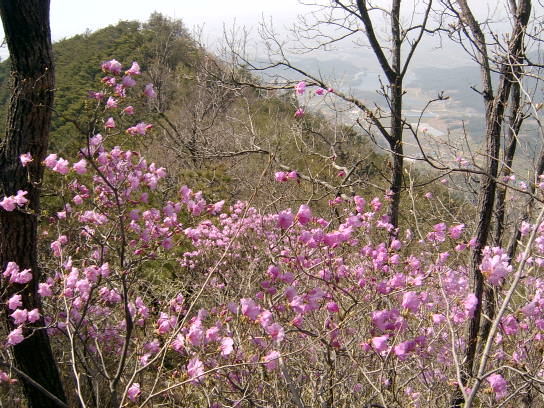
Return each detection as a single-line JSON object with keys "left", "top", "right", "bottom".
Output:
{"left": 0, "top": 1, "right": 533, "bottom": 65}
{"left": 0, "top": 0, "right": 304, "bottom": 52}
{"left": 49, "top": 0, "right": 306, "bottom": 38}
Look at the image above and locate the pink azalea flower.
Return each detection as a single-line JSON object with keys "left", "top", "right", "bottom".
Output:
{"left": 274, "top": 171, "right": 288, "bottom": 182}
{"left": 88, "top": 91, "right": 104, "bottom": 100}
{"left": 19, "top": 153, "right": 32, "bottom": 167}
{"left": 326, "top": 301, "right": 339, "bottom": 313}
{"left": 127, "top": 383, "right": 141, "bottom": 402}
{"left": 10, "top": 309, "right": 27, "bottom": 325}
{"left": 157, "top": 313, "right": 176, "bottom": 335}
{"left": 265, "top": 323, "right": 285, "bottom": 343}
{"left": 502, "top": 314, "right": 519, "bottom": 335}
{"left": 101, "top": 76, "right": 116, "bottom": 86}
{"left": 0, "top": 371, "right": 14, "bottom": 383}
{"left": 294, "top": 107, "right": 305, "bottom": 118}
{"left": 7, "top": 327, "right": 24, "bottom": 345}
{"left": 144, "top": 83, "right": 156, "bottom": 98}
{"left": 287, "top": 170, "right": 298, "bottom": 180}
{"left": 371, "top": 335, "right": 389, "bottom": 353}
{"left": 315, "top": 87, "right": 324, "bottom": 95}
{"left": 205, "top": 326, "right": 220, "bottom": 343}
{"left": 402, "top": 291, "right": 421, "bottom": 313}
{"left": 390, "top": 239, "right": 402, "bottom": 251}
{"left": 480, "top": 250, "right": 512, "bottom": 286}
{"left": 187, "top": 321, "right": 205, "bottom": 346}
{"left": 209, "top": 200, "right": 225, "bottom": 215}
{"left": 72, "top": 159, "right": 87, "bottom": 175}
{"left": 125, "top": 61, "right": 141, "bottom": 76}
{"left": 220, "top": 337, "right": 234, "bottom": 357}
{"left": 519, "top": 221, "right": 532, "bottom": 236}
{"left": 432, "top": 314, "right": 445, "bottom": 324}
{"left": 7, "top": 294, "right": 22, "bottom": 310}
{"left": 449, "top": 224, "right": 465, "bottom": 239}
{"left": 105, "top": 117, "right": 116, "bottom": 129}
{"left": 294, "top": 81, "right": 306, "bottom": 95}
{"left": 72, "top": 195, "right": 83, "bottom": 205}
{"left": 263, "top": 350, "right": 281, "bottom": 371}
{"left": 277, "top": 210, "right": 294, "bottom": 229}
{"left": 296, "top": 204, "right": 312, "bottom": 225}
{"left": 89, "top": 133, "right": 102, "bottom": 146}
{"left": 240, "top": 298, "right": 261, "bottom": 320}
{"left": 43, "top": 153, "right": 57, "bottom": 169}
{"left": 13, "top": 190, "right": 28, "bottom": 207}
{"left": 50, "top": 235, "right": 68, "bottom": 257}
{"left": 0, "top": 196, "right": 16, "bottom": 211}
{"left": 101, "top": 59, "right": 122, "bottom": 75}
{"left": 126, "top": 122, "right": 152, "bottom": 136}
{"left": 52, "top": 158, "right": 70, "bottom": 175}
{"left": 106, "top": 97, "right": 118, "bottom": 109}
{"left": 268, "top": 265, "right": 280, "bottom": 280}
{"left": 371, "top": 197, "right": 382, "bottom": 211}
{"left": 455, "top": 155, "right": 469, "bottom": 167}
{"left": 11, "top": 269, "right": 32, "bottom": 284}
{"left": 171, "top": 334, "right": 185, "bottom": 353}
{"left": 394, "top": 340, "right": 415, "bottom": 359}
{"left": 258, "top": 310, "right": 274, "bottom": 327}
{"left": 3, "top": 262, "right": 19, "bottom": 279}
{"left": 487, "top": 373, "right": 507, "bottom": 400}
{"left": 122, "top": 105, "right": 134, "bottom": 115}
{"left": 187, "top": 357, "right": 204, "bottom": 383}
{"left": 144, "top": 339, "right": 160, "bottom": 354}
{"left": 122, "top": 75, "right": 136, "bottom": 87}
{"left": 464, "top": 293, "right": 478, "bottom": 318}
{"left": 27, "top": 309, "right": 40, "bottom": 323}
{"left": 114, "top": 84, "right": 126, "bottom": 97}
{"left": 1, "top": 190, "right": 28, "bottom": 211}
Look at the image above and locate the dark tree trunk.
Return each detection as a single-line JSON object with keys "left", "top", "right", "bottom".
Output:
{"left": 449, "top": 1, "right": 532, "bottom": 406}
{"left": 388, "top": 80, "right": 404, "bottom": 231}
{"left": 0, "top": 1, "right": 67, "bottom": 406}
{"left": 482, "top": 48, "right": 526, "bottom": 354}
{"left": 356, "top": 0, "right": 405, "bottom": 231}
{"left": 387, "top": 0, "right": 403, "bottom": 232}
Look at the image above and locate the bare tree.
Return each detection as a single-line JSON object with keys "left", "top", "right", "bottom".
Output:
{"left": 226, "top": 0, "right": 441, "bottom": 231}
{"left": 441, "top": 0, "right": 532, "bottom": 406}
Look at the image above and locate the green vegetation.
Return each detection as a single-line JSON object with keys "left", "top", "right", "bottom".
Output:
{"left": 0, "top": 13, "right": 469, "bottom": 229}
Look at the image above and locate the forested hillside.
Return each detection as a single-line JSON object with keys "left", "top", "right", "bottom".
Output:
{"left": 0, "top": 13, "right": 458, "bottom": 224}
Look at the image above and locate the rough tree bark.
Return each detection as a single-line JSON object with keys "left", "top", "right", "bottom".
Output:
{"left": 447, "top": 0, "right": 532, "bottom": 406}
{"left": 0, "top": 1, "right": 67, "bottom": 406}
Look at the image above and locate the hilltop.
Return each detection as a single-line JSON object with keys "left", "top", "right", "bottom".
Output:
{"left": 0, "top": 14, "right": 463, "bottom": 227}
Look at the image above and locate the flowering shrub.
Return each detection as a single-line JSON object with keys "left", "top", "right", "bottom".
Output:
{"left": 1, "top": 60, "right": 544, "bottom": 407}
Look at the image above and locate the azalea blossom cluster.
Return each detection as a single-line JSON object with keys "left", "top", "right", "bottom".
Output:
{"left": 170, "top": 185, "right": 544, "bottom": 406}
{"left": 0, "top": 190, "right": 28, "bottom": 212}
{"left": 274, "top": 170, "right": 298, "bottom": 182}
{"left": 292, "top": 80, "right": 333, "bottom": 118}
{"left": 3, "top": 61, "right": 544, "bottom": 407}
{"left": 93, "top": 59, "right": 156, "bottom": 135}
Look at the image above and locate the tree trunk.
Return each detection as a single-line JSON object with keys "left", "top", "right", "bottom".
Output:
{"left": 0, "top": 1, "right": 67, "bottom": 406}
{"left": 450, "top": 1, "right": 531, "bottom": 406}
{"left": 387, "top": 0, "right": 403, "bottom": 232}
{"left": 388, "top": 87, "right": 403, "bottom": 232}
